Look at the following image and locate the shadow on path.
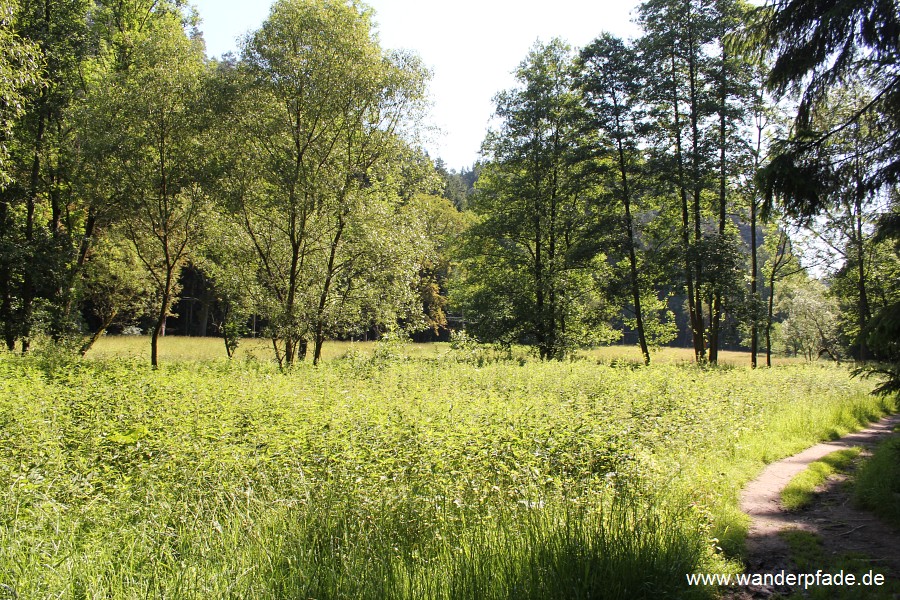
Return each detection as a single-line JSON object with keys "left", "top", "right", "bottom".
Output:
{"left": 735, "top": 413, "right": 900, "bottom": 598}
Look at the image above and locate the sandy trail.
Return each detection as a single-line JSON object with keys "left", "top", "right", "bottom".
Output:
{"left": 736, "top": 412, "right": 900, "bottom": 597}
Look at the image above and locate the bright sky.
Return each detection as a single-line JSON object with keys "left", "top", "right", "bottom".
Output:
{"left": 191, "top": 0, "right": 642, "bottom": 171}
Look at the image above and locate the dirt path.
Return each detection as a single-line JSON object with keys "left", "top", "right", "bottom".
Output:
{"left": 736, "top": 412, "right": 900, "bottom": 597}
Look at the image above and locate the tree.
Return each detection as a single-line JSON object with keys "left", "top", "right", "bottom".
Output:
{"left": 78, "top": 230, "right": 154, "bottom": 355}
{"left": 220, "top": 0, "right": 430, "bottom": 366}
{"left": 761, "top": 222, "right": 804, "bottom": 366}
{"left": 0, "top": 0, "right": 91, "bottom": 351}
{"left": 458, "top": 40, "right": 614, "bottom": 360}
{"left": 778, "top": 83, "right": 891, "bottom": 360}
{"left": 83, "top": 13, "right": 210, "bottom": 366}
{"left": 639, "top": 0, "right": 719, "bottom": 362}
{"left": 0, "top": 0, "right": 41, "bottom": 184}
{"left": 408, "top": 193, "right": 471, "bottom": 340}
{"left": 577, "top": 33, "right": 653, "bottom": 364}
{"left": 756, "top": 0, "right": 900, "bottom": 218}
{"left": 707, "top": 0, "right": 754, "bottom": 365}
{"left": 856, "top": 198, "right": 900, "bottom": 394}
{"left": 775, "top": 276, "right": 841, "bottom": 361}
{"left": 639, "top": 0, "right": 758, "bottom": 364}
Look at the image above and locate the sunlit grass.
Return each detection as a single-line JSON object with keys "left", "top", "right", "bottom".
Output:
{"left": 580, "top": 344, "right": 805, "bottom": 366}
{"left": 84, "top": 334, "right": 450, "bottom": 363}
{"left": 83, "top": 335, "right": 806, "bottom": 368}
{"left": 780, "top": 448, "right": 862, "bottom": 511}
{"left": 0, "top": 344, "right": 893, "bottom": 598}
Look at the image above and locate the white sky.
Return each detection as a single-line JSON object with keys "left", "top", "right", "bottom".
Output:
{"left": 191, "top": 0, "right": 642, "bottom": 171}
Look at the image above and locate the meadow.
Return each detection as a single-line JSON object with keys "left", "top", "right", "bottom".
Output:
{"left": 0, "top": 339, "right": 893, "bottom": 599}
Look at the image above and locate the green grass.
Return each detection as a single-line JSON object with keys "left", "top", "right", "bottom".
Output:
{"left": 780, "top": 448, "right": 862, "bottom": 511}
{"left": 80, "top": 334, "right": 805, "bottom": 367}
{"left": 0, "top": 343, "right": 894, "bottom": 598}
{"left": 854, "top": 436, "right": 900, "bottom": 529}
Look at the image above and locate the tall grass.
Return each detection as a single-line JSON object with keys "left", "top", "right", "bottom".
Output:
{"left": 0, "top": 349, "right": 893, "bottom": 598}
{"left": 854, "top": 436, "right": 900, "bottom": 528}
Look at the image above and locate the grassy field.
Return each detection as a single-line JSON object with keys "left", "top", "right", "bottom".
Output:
{"left": 0, "top": 339, "right": 893, "bottom": 598}
{"left": 84, "top": 334, "right": 804, "bottom": 367}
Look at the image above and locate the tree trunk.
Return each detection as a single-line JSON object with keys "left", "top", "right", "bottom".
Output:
{"left": 0, "top": 196, "right": 14, "bottom": 351}
{"left": 151, "top": 273, "right": 173, "bottom": 368}
{"left": 766, "top": 266, "right": 776, "bottom": 368}
{"left": 854, "top": 191, "right": 870, "bottom": 361}
{"left": 709, "top": 41, "right": 729, "bottom": 366}
{"left": 688, "top": 31, "right": 706, "bottom": 363}
{"left": 80, "top": 309, "right": 118, "bottom": 356}
{"left": 750, "top": 197, "right": 758, "bottom": 369}
{"left": 669, "top": 48, "right": 703, "bottom": 362}
{"left": 614, "top": 126, "right": 649, "bottom": 365}
{"left": 313, "top": 215, "right": 345, "bottom": 366}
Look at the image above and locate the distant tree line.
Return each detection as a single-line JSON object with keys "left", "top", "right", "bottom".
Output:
{"left": 0, "top": 0, "right": 896, "bottom": 380}
{"left": 456, "top": 0, "right": 899, "bottom": 372}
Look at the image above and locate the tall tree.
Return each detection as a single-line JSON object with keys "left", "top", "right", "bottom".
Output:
{"left": 83, "top": 12, "right": 210, "bottom": 366}
{"left": 0, "top": 0, "right": 91, "bottom": 351}
{"left": 639, "top": 0, "right": 719, "bottom": 362}
{"left": 707, "top": 0, "right": 754, "bottom": 364}
{"left": 220, "top": 0, "right": 430, "bottom": 366}
{"left": 778, "top": 83, "right": 890, "bottom": 360}
{"left": 577, "top": 34, "right": 652, "bottom": 364}
{"left": 0, "top": 0, "right": 42, "bottom": 351}
{"left": 458, "top": 40, "right": 613, "bottom": 360}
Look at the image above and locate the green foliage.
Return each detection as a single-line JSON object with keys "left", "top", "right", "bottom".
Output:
{"left": 757, "top": 0, "right": 900, "bottom": 216}
{"left": 774, "top": 276, "right": 841, "bottom": 361}
{"left": 854, "top": 436, "right": 900, "bottom": 528}
{"left": 457, "top": 39, "right": 615, "bottom": 360}
{"left": 0, "top": 0, "right": 42, "bottom": 184}
{"left": 216, "top": 0, "right": 432, "bottom": 365}
{"left": 0, "top": 349, "right": 893, "bottom": 598}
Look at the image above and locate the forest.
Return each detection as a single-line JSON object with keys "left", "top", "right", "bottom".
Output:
{"left": 1, "top": 0, "right": 899, "bottom": 598}
{"left": 0, "top": 0, "right": 897, "bottom": 375}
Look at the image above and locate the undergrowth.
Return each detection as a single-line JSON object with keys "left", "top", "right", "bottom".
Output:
{"left": 0, "top": 350, "right": 893, "bottom": 599}
{"left": 854, "top": 436, "right": 900, "bottom": 529}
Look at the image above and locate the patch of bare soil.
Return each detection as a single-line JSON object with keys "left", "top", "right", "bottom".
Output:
{"left": 729, "top": 413, "right": 900, "bottom": 599}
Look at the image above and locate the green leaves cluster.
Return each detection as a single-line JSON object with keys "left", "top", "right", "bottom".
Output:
{"left": 0, "top": 0, "right": 444, "bottom": 366}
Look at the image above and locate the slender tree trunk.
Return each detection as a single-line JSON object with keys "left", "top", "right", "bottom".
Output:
{"left": 688, "top": 32, "right": 706, "bottom": 363}
{"left": 151, "top": 273, "right": 173, "bottom": 368}
{"left": 854, "top": 186, "right": 870, "bottom": 361}
{"left": 750, "top": 113, "right": 764, "bottom": 369}
{"left": 21, "top": 98, "right": 47, "bottom": 354}
{"left": 313, "top": 215, "right": 345, "bottom": 366}
{"left": 766, "top": 266, "right": 775, "bottom": 368}
{"left": 669, "top": 49, "right": 702, "bottom": 362}
{"left": 80, "top": 309, "right": 118, "bottom": 356}
{"left": 614, "top": 126, "right": 649, "bottom": 365}
{"left": 750, "top": 197, "right": 759, "bottom": 368}
{"left": 710, "top": 42, "right": 729, "bottom": 365}
{"left": 534, "top": 201, "right": 547, "bottom": 360}
{"left": 0, "top": 194, "right": 14, "bottom": 351}
{"left": 272, "top": 337, "right": 284, "bottom": 369}
{"left": 0, "top": 266, "right": 12, "bottom": 351}
{"left": 61, "top": 209, "right": 98, "bottom": 329}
